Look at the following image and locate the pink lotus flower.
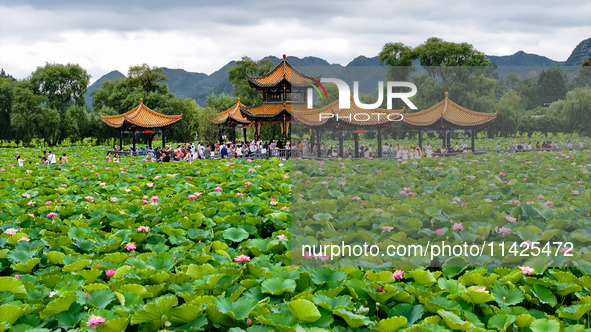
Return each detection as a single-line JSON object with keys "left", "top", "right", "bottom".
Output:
{"left": 498, "top": 226, "right": 511, "bottom": 235}
{"left": 86, "top": 315, "right": 106, "bottom": 330}
{"left": 523, "top": 177, "right": 527, "bottom": 181}
{"left": 124, "top": 188, "right": 131, "bottom": 193}
{"left": 4, "top": 228, "right": 18, "bottom": 235}
{"left": 537, "top": 194, "right": 545, "bottom": 200}
{"left": 137, "top": 226, "right": 150, "bottom": 233}
{"left": 99, "top": 182, "right": 106, "bottom": 186}
{"left": 502, "top": 180, "right": 508, "bottom": 184}
{"left": 474, "top": 287, "right": 489, "bottom": 293}
{"left": 452, "top": 222, "right": 464, "bottom": 231}
{"left": 83, "top": 178, "right": 87, "bottom": 181}
{"left": 142, "top": 200, "right": 149, "bottom": 205}
{"left": 376, "top": 286, "right": 386, "bottom": 293}
{"left": 270, "top": 200, "right": 278, "bottom": 206}
{"left": 305, "top": 180, "right": 311, "bottom": 184}
{"left": 146, "top": 182, "right": 153, "bottom": 188}
{"left": 352, "top": 196, "right": 362, "bottom": 201}
{"left": 138, "top": 174, "right": 143, "bottom": 178}
{"left": 245, "top": 182, "right": 252, "bottom": 187}
{"left": 153, "top": 176, "right": 160, "bottom": 180}
{"left": 518, "top": 266, "right": 534, "bottom": 275}
{"left": 303, "top": 251, "right": 313, "bottom": 260}
{"left": 545, "top": 201, "right": 554, "bottom": 207}
{"left": 188, "top": 194, "right": 197, "bottom": 200}
{"left": 47, "top": 212, "right": 57, "bottom": 218}
{"left": 17, "top": 236, "right": 30, "bottom": 242}
{"left": 234, "top": 254, "right": 251, "bottom": 262}
{"left": 22, "top": 193, "right": 31, "bottom": 198}
{"left": 572, "top": 190, "right": 580, "bottom": 196}
{"left": 436, "top": 229, "right": 444, "bottom": 236}
{"left": 110, "top": 197, "right": 118, "bottom": 203}
{"left": 214, "top": 187, "right": 223, "bottom": 192}
{"left": 236, "top": 193, "right": 244, "bottom": 197}
{"left": 460, "top": 202, "right": 466, "bottom": 208}
{"left": 14, "top": 274, "right": 21, "bottom": 278}
{"left": 248, "top": 169, "right": 254, "bottom": 173}
{"left": 505, "top": 215, "right": 517, "bottom": 223}
{"left": 27, "top": 201, "right": 36, "bottom": 206}
{"left": 407, "top": 192, "right": 415, "bottom": 197}
{"left": 49, "top": 290, "right": 58, "bottom": 298}
{"left": 484, "top": 198, "right": 493, "bottom": 203}
{"left": 499, "top": 172, "right": 506, "bottom": 176}
{"left": 45, "top": 201, "right": 51, "bottom": 206}
{"left": 381, "top": 226, "right": 394, "bottom": 233}
{"left": 125, "top": 242, "right": 136, "bottom": 251}
{"left": 151, "top": 196, "right": 159, "bottom": 202}
{"left": 560, "top": 247, "right": 573, "bottom": 255}
{"left": 393, "top": 270, "right": 404, "bottom": 280}
{"left": 277, "top": 234, "right": 287, "bottom": 240}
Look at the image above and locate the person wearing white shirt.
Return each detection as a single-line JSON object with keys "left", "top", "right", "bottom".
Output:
{"left": 17, "top": 155, "right": 26, "bottom": 167}
{"left": 47, "top": 151, "right": 57, "bottom": 164}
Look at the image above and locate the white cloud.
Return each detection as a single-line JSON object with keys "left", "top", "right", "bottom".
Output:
{"left": 0, "top": 0, "right": 589, "bottom": 82}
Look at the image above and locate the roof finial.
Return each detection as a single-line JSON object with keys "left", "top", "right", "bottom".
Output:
{"left": 445, "top": 92, "right": 449, "bottom": 98}
{"left": 140, "top": 98, "right": 144, "bottom": 103}
{"left": 237, "top": 97, "right": 240, "bottom": 103}
{"left": 283, "top": 54, "right": 286, "bottom": 60}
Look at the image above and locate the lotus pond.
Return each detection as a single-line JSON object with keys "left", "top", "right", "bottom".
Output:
{"left": 1, "top": 147, "right": 591, "bottom": 331}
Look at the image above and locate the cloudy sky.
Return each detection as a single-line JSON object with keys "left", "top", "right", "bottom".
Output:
{"left": 1, "top": 0, "right": 590, "bottom": 82}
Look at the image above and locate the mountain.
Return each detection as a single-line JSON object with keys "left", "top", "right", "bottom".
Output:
{"left": 565, "top": 37, "right": 591, "bottom": 66}
{"left": 85, "top": 37, "right": 590, "bottom": 109}
{"left": 486, "top": 51, "right": 561, "bottom": 66}
{"left": 84, "top": 70, "right": 125, "bottom": 108}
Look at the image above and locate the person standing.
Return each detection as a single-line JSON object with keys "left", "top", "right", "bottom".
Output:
{"left": 221, "top": 144, "right": 228, "bottom": 159}
{"left": 47, "top": 151, "right": 57, "bottom": 164}
{"left": 17, "top": 155, "right": 26, "bottom": 167}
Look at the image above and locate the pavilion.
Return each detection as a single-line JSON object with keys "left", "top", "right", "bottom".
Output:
{"left": 238, "top": 55, "right": 319, "bottom": 143}
{"left": 100, "top": 98, "right": 182, "bottom": 151}
{"left": 292, "top": 96, "right": 405, "bottom": 158}
{"left": 211, "top": 98, "right": 251, "bottom": 143}
{"left": 402, "top": 92, "right": 497, "bottom": 152}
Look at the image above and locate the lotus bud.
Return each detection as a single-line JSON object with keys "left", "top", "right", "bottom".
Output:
{"left": 247, "top": 318, "right": 252, "bottom": 325}
{"left": 85, "top": 292, "right": 89, "bottom": 299}
{"left": 97, "top": 262, "right": 101, "bottom": 268}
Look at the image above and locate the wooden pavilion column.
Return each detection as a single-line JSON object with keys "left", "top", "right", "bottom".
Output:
{"left": 232, "top": 125, "right": 236, "bottom": 144}
{"left": 254, "top": 121, "right": 260, "bottom": 141}
{"left": 132, "top": 130, "right": 137, "bottom": 152}
{"left": 338, "top": 130, "right": 344, "bottom": 157}
{"left": 418, "top": 129, "right": 423, "bottom": 149}
{"left": 447, "top": 131, "right": 451, "bottom": 151}
{"left": 471, "top": 128, "right": 475, "bottom": 152}
{"left": 377, "top": 127, "right": 383, "bottom": 158}
{"left": 354, "top": 133, "right": 359, "bottom": 158}
{"left": 243, "top": 126, "right": 248, "bottom": 143}
{"left": 162, "top": 130, "right": 166, "bottom": 148}
{"left": 316, "top": 130, "right": 322, "bottom": 158}
{"left": 309, "top": 129, "right": 315, "bottom": 154}
{"left": 119, "top": 129, "right": 123, "bottom": 151}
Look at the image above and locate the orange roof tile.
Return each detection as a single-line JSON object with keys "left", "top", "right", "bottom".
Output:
{"left": 101, "top": 98, "right": 182, "bottom": 129}
{"left": 248, "top": 56, "right": 317, "bottom": 87}
{"left": 211, "top": 98, "right": 250, "bottom": 124}
{"left": 403, "top": 92, "right": 497, "bottom": 128}
{"left": 291, "top": 96, "right": 404, "bottom": 126}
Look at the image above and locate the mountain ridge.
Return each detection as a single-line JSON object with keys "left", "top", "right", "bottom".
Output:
{"left": 85, "top": 38, "right": 591, "bottom": 109}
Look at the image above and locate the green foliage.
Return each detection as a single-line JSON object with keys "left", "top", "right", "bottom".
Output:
{"left": 227, "top": 56, "right": 274, "bottom": 106}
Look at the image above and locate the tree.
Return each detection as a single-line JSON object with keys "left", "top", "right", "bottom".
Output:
{"left": 563, "top": 88, "right": 591, "bottom": 135}
{"left": 379, "top": 42, "right": 415, "bottom": 81}
{"left": 10, "top": 80, "right": 45, "bottom": 145}
{"left": 0, "top": 77, "right": 14, "bottom": 141}
{"left": 29, "top": 63, "right": 90, "bottom": 144}
{"left": 536, "top": 66, "right": 567, "bottom": 105}
{"left": 227, "top": 56, "right": 274, "bottom": 106}
{"left": 30, "top": 63, "right": 90, "bottom": 111}
{"left": 573, "top": 58, "right": 591, "bottom": 89}
{"left": 487, "top": 90, "right": 520, "bottom": 137}
{"left": 413, "top": 37, "right": 490, "bottom": 81}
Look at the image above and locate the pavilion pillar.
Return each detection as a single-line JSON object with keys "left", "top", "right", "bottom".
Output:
{"left": 317, "top": 130, "right": 322, "bottom": 158}
{"left": 447, "top": 132, "right": 451, "bottom": 151}
{"left": 255, "top": 121, "right": 259, "bottom": 141}
{"left": 232, "top": 126, "right": 236, "bottom": 144}
{"left": 162, "top": 130, "right": 166, "bottom": 148}
{"left": 310, "top": 129, "right": 315, "bottom": 154}
{"left": 243, "top": 126, "right": 248, "bottom": 143}
{"left": 119, "top": 130, "right": 123, "bottom": 151}
{"left": 471, "top": 128, "right": 475, "bottom": 152}
{"left": 354, "top": 133, "right": 359, "bottom": 158}
{"left": 418, "top": 129, "right": 423, "bottom": 149}
{"left": 132, "top": 130, "right": 137, "bottom": 153}
{"left": 338, "top": 130, "right": 344, "bottom": 157}
{"left": 377, "top": 128, "right": 383, "bottom": 158}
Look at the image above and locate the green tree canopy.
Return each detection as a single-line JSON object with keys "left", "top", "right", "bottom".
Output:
{"left": 227, "top": 56, "right": 274, "bottom": 106}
